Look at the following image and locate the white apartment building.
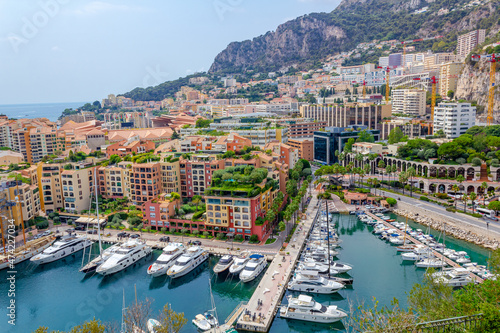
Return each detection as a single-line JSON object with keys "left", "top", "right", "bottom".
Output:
{"left": 439, "top": 62, "right": 464, "bottom": 96}
{"left": 433, "top": 103, "right": 476, "bottom": 138}
{"left": 457, "top": 29, "right": 486, "bottom": 59}
{"left": 391, "top": 89, "right": 426, "bottom": 116}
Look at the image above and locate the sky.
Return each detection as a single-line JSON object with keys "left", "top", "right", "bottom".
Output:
{"left": 0, "top": 0, "right": 341, "bottom": 105}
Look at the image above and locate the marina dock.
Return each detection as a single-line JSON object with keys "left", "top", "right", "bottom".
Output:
{"left": 365, "top": 212, "right": 484, "bottom": 284}
{"left": 231, "top": 195, "right": 321, "bottom": 332}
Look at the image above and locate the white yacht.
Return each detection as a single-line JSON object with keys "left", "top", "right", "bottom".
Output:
{"left": 0, "top": 235, "right": 55, "bottom": 270}
{"left": 213, "top": 255, "right": 234, "bottom": 274}
{"left": 30, "top": 235, "right": 93, "bottom": 265}
{"left": 432, "top": 268, "right": 475, "bottom": 287}
{"left": 280, "top": 294, "right": 347, "bottom": 323}
{"left": 330, "top": 262, "right": 353, "bottom": 274}
{"left": 229, "top": 252, "right": 250, "bottom": 274}
{"left": 147, "top": 243, "right": 184, "bottom": 277}
{"left": 239, "top": 254, "right": 266, "bottom": 282}
{"left": 147, "top": 318, "right": 161, "bottom": 333}
{"left": 401, "top": 246, "right": 434, "bottom": 262}
{"left": 167, "top": 246, "right": 208, "bottom": 278}
{"left": 96, "top": 240, "right": 152, "bottom": 276}
{"left": 288, "top": 271, "right": 344, "bottom": 294}
{"left": 298, "top": 261, "right": 336, "bottom": 275}
{"left": 80, "top": 243, "right": 122, "bottom": 273}
{"left": 415, "top": 258, "right": 448, "bottom": 268}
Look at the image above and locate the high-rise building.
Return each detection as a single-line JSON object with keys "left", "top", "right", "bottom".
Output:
{"left": 457, "top": 29, "right": 486, "bottom": 59}
{"left": 61, "top": 167, "right": 94, "bottom": 213}
{"left": 433, "top": 103, "right": 476, "bottom": 138}
{"left": 286, "top": 139, "right": 314, "bottom": 161}
{"left": 391, "top": 89, "right": 426, "bottom": 116}
{"left": 439, "top": 62, "right": 464, "bottom": 96}
{"left": 130, "top": 163, "right": 162, "bottom": 208}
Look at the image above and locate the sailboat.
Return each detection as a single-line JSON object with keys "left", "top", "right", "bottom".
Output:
{"left": 396, "top": 216, "right": 418, "bottom": 252}
{"left": 192, "top": 279, "right": 219, "bottom": 331}
{"left": 80, "top": 168, "right": 117, "bottom": 273}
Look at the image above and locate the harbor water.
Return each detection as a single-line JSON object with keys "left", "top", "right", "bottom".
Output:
{"left": 0, "top": 213, "right": 491, "bottom": 333}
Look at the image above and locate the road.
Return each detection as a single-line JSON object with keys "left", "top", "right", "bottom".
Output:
{"left": 375, "top": 188, "right": 500, "bottom": 238}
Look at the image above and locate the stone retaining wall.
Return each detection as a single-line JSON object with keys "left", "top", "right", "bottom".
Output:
{"left": 394, "top": 202, "right": 499, "bottom": 250}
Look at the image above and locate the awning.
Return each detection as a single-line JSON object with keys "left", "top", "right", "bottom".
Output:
{"left": 226, "top": 233, "right": 235, "bottom": 238}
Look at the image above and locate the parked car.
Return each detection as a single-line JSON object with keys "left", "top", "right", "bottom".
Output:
{"left": 117, "top": 232, "right": 129, "bottom": 238}
{"left": 75, "top": 225, "right": 86, "bottom": 231}
{"left": 191, "top": 240, "right": 202, "bottom": 246}
{"left": 87, "top": 230, "right": 98, "bottom": 234}
{"left": 130, "top": 234, "right": 140, "bottom": 239}
{"left": 159, "top": 236, "right": 170, "bottom": 242}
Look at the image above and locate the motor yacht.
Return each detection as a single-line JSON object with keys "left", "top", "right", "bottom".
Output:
{"left": 239, "top": 254, "right": 266, "bottom": 282}
{"left": 463, "top": 262, "right": 488, "bottom": 274}
{"left": 279, "top": 294, "right": 347, "bottom": 323}
{"left": 432, "top": 268, "right": 475, "bottom": 287}
{"left": 30, "top": 235, "right": 93, "bottom": 265}
{"left": 96, "top": 240, "right": 151, "bottom": 276}
{"left": 401, "top": 246, "right": 434, "bottom": 261}
{"left": 396, "top": 244, "right": 421, "bottom": 252}
{"left": 147, "top": 318, "right": 161, "bottom": 333}
{"left": 213, "top": 255, "right": 234, "bottom": 274}
{"left": 80, "top": 243, "right": 121, "bottom": 273}
{"left": 229, "top": 252, "right": 250, "bottom": 274}
{"left": 288, "top": 271, "right": 344, "bottom": 294}
{"left": 330, "top": 262, "right": 353, "bottom": 274}
{"left": 167, "top": 246, "right": 208, "bottom": 278}
{"left": 415, "top": 258, "right": 448, "bottom": 268}
{"left": 192, "top": 314, "right": 212, "bottom": 331}
{"left": 0, "top": 235, "right": 55, "bottom": 270}
{"left": 147, "top": 243, "right": 184, "bottom": 277}
{"left": 298, "top": 261, "right": 338, "bottom": 275}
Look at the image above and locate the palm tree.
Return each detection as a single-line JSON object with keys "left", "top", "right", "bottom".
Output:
{"left": 385, "top": 165, "right": 391, "bottom": 188}
{"left": 399, "top": 171, "right": 408, "bottom": 196}
{"left": 462, "top": 193, "right": 469, "bottom": 213}
{"left": 481, "top": 182, "right": 488, "bottom": 206}
{"left": 407, "top": 167, "right": 416, "bottom": 198}
{"left": 451, "top": 184, "right": 460, "bottom": 210}
{"left": 378, "top": 160, "right": 386, "bottom": 184}
{"left": 372, "top": 178, "right": 380, "bottom": 196}
{"left": 391, "top": 165, "right": 398, "bottom": 190}
{"left": 469, "top": 192, "right": 477, "bottom": 214}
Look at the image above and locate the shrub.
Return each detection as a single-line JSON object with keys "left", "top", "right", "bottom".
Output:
{"left": 420, "top": 196, "right": 430, "bottom": 202}
{"left": 446, "top": 207, "right": 456, "bottom": 212}
{"left": 234, "top": 234, "right": 243, "bottom": 241}
{"left": 181, "top": 228, "right": 188, "bottom": 234}
{"left": 203, "top": 231, "right": 210, "bottom": 237}
{"left": 192, "top": 211, "right": 204, "bottom": 220}
{"left": 216, "top": 232, "right": 225, "bottom": 240}
{"left": 36, "top": 221, "right": 49, "bottom": 229}
{"left": 249, "top": 235, "right": 259, "bottom": 243}
{"left": 471, "top": 213, "right": 483, "bottom": 218}
{"left": 435, "top": 193, "right": 449, "bottom": 199}
{"left": 192, "top": 230, "right": 200, "bottom": 236}
{"left": 471, "top": 157, "right": 482, "bottom": 166}
{"left": 386, "top": 197, "right": 397, "bottom": 206}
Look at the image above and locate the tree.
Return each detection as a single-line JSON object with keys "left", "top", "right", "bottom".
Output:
{"left": 357, "top": 130, "right": 375, "bottom": 143}
{"left": 124, "top": 298, "right": 153, "bottom": 333}
{"left": 399, "top": 171, "right": 408, "bottom": 196}
{"left": 154, "top": 303, "right": 187, "bottom": 333}
{"left": 171, "top": 130, "right": 180, "bottom": 140}
{"left": 456, "top": 174, "right": 465, "bottom": 185}
{"left": 170, "top": 192, "right": 181, "bottom": 200}
{"left": 447, "top": 90, "right": 454, "bottom": 99}
{"left": 471, "top": 157, "right": 482, "bottom": 166}
{"left": 480, "top": 182, "right": 488, "bottom": 205}
{"left": 451, "top": 184, "right": 459, "bottom": 210}
{"left": 378, "top": 160, "right": 385, "bottom": 183}
{"left": 386, "top": 197, "right": 397, "bottom": 206}
{"left": 406, "top": 167, "right": 416, "bottom": 198}
{"left": 387, "top": 128, "right": 406, "bottom": 144}
{"left": 462, "top": 193, "right": 469, "bottom": 213}
{"left": 109, "top": 154, "right": 122, "bottom": 165}
{"left": 195, "top": 118, "right": 211, "bottom": 128}
{"left": 488, "top": 201, "right": 500, "bottom": 215}
{"left": 469, "top": 192, "right": 477, "bottom": 214}
{"left": 437, "top": 141, "right": 465, "bottom": 161}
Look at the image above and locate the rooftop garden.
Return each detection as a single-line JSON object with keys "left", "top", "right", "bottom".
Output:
{"left": 205, "top": 165, "right": 278, "bottom": 198}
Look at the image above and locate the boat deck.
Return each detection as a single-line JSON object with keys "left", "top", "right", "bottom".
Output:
{"left": 365, "top": 212, "right": 484, "bottom": 284}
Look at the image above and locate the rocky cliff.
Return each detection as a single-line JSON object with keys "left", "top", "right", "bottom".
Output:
{"left": 209, "top": 0, "right": 500, "bottom": 73}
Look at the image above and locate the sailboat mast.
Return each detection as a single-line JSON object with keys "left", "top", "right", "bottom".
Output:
{"left": 209, "top": 278, "right": 219, "bottom": 327}
{"left": 120, "top": 289, "right": 127, "bottom": 333}
{"left": 326, "top": 199, "right": 331, "bottom": 278}
{"left": 95, "top": 167, "right": 102, "bottom": 258}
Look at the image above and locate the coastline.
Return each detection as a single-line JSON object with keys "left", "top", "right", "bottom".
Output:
{"left": 394, "top": 201, "right": 499, "bottom": 251}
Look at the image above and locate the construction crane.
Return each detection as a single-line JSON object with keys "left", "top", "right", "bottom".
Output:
{"left": 400, "top": 35, "right": 444, "bottom": 73}
{"left": 362, "top": 80, "right": 367, "bottom": 98}
{"left": 430, "top": 76, "right": 438, "bottom": 126}
{"left": 385, "top": 67, "right": 391, "bottom": 103}
{"left": 471, "top": 53, "right": 497, "bottom": 125}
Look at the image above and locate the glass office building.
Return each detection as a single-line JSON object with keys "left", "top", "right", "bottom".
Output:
{"left": 313, "top": 126, "right": 380, "bottom": 165}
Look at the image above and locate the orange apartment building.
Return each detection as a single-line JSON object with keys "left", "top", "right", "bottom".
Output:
{"left": 287, "top": 138, "right": 314, "bottom": 161}
{"left": 106, "top": 139, "right": 156, "bottom": 157}
{"left": 130, "top": 163, "right": 162, "bottom": 208}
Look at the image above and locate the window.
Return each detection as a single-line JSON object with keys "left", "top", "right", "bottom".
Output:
{"left": 149, "top": 206, "right": 156, "bottom": 211}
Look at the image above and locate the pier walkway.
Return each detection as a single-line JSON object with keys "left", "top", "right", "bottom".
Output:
{"left": 232, "top": 194, "right": 321, "bottom": 332}
{"left": 365, "top": 212, "right": 484, "bottom": 284}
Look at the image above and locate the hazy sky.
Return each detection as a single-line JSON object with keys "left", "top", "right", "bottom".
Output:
{"left": 0, "top": 0, "right": 341, "bottom": 104}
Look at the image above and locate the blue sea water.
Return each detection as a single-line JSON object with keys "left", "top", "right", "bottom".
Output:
{"left": 0, "top": 213, "right": 491, "bottom": 333}
{"left": 0, "top": 102, "right": 84, "bottom": 122}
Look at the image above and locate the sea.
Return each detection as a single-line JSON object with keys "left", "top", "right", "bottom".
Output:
{"left": 0, "top": 212, "right": 491, "bottom": 333}
{"left": 0, "top": 102, "right": 85, "bottom": 122}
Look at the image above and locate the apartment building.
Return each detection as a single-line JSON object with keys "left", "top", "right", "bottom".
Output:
{"left": 424, "top": 53, "right": 457, "bottom": 71}
{"left": 143, "top": 194, "right": 181, "bottom": 230}
{"left": 301, "top": 104, "right": 392, "bottom": 131}
{"left": 439, "top": 62, "right": 464, "bottom": 96}
{"left": 27, "top": 127, "right": 66, "bottom": 163}
{"left": 130, "top": 163, "right": 162, "bottom": 208}
{"left": 179, "top": 156, "right": 224, "bottom": 199}
{"left": 457, "top": 29, "right": 486, "bottom": 59}
{"left": 433, "top": 103, "right": 476, "bottom": 138}
{"left": 98, "top": 164, "right": 131, "bottom": 199}
{"left": 391, "top": 89, "right": 426, "bottom": 117}
{"left": 264, "top": 141, "right": 298, "bottom": 169}
{"left": 278, "top": 119, "right": 327, "bottom": 139}
{"left": 287, "top": 138, "right": 314, "bottom": 161}
{"left": 0, "top": 180, "right": 41, "bottom": 227}
{"left": 352, "top": 142, "right": 384, "bottom": 155}
{"left": 106, "top": 138, "right": 155, "bottom": 157}
{"left": 61, "top": 167, "right": 94, "bottom": 213}
{"left": 381, "top": 118, "right": 431, "bottom": 139}
{"left": 160, "top": 159, "right": 180, "bottom": 195}
{"left": 37, "top": 164, "right": 63, "bottom": 213}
